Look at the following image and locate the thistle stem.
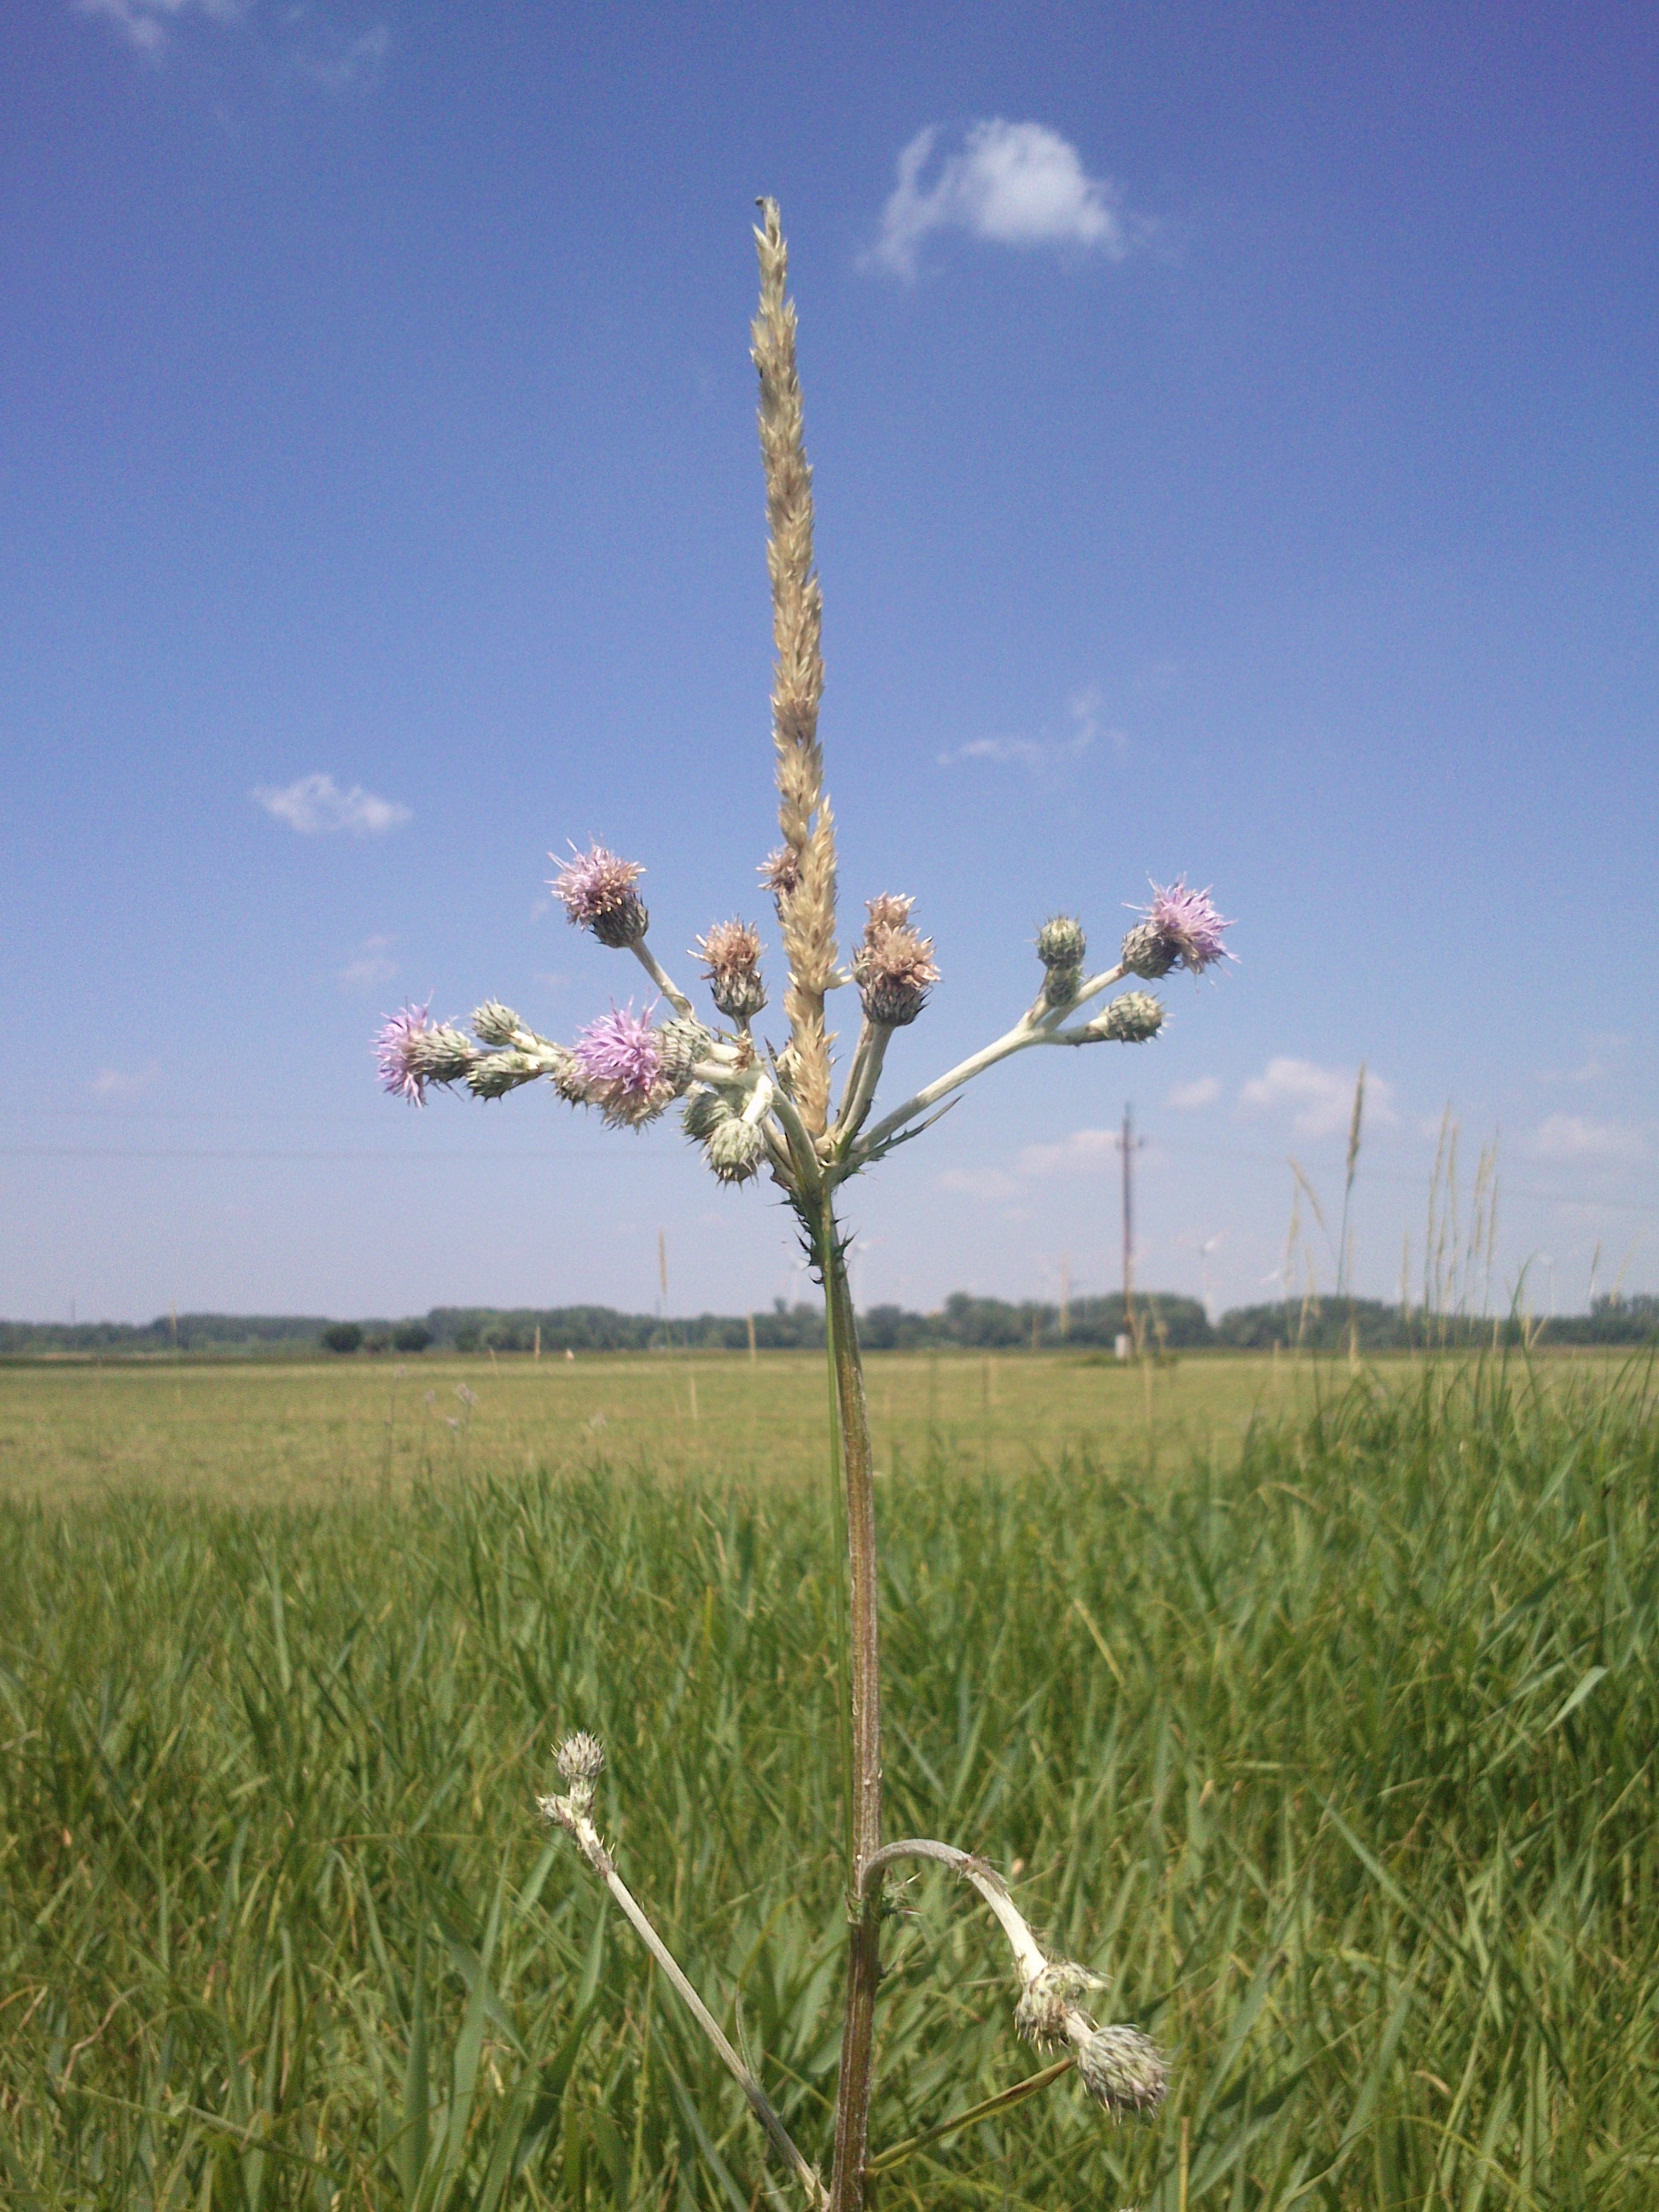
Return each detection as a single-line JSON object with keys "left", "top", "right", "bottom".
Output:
{"left": 547, "top": 1794, "right": 826, "bottom": 2205}
{"left": 629, "top": 940, "right": 696, "bottom": 1020}
{"left": 817, "top": 1194, "right": 884, "bottom": 2212}
{"left": 853, "top": 963, "right": 1132, "bottom": 1159}
{"left": 831, "top": 1020, "right": 891, "bottom": 1149}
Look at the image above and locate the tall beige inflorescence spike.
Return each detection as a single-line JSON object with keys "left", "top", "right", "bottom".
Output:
{"left": 752, "top": 198, "right": 836, "bottom": 1136}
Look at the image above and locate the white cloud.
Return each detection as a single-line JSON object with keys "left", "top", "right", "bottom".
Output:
{"left": 338, "top": 934, "right": 397, "bottom": 991}
{"left": 1239, "top": 1058, "right": 1395, "bottom": 1140}
{"left": 1015, "top": 1126, "right": 1119, "bottom": 1179}
{"left": 292, "top": 20, "right": 388, "bottom": 90}
{"left": 77, "top": 0, "right": 249, "bottom": 55}
{"left": 868, "top": 120, "right": 1143, "bottom": 279}
{"left": 253, "top": 772, "right": 410, "bottom": 836}
{"left": 1167, "top": 1076, "right": 1220, "bottom": 1111}
{"left": 940, "top": 686, "right": 1121, "bottom": 774}
{"left": 1523, "top": 1114, "right": 1649, "bottom": 1166}
{"left": 91, "top": 1061, "right": 161, "bottom": 1100}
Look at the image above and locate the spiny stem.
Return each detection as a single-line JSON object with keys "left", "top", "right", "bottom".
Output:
{"left": 819, "top": 1195, "right": 884, "bottom": 2212}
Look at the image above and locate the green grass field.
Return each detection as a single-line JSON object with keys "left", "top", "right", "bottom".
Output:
{"left": 0, "top": 1347, "right": 1325, "bottom": 1504}
{"left": 3, "top": 1347, "right": 1656, "bottom": 2208}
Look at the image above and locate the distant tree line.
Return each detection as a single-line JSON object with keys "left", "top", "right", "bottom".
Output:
{"left": 4, "top": 1290, "right": 1654, "bottom": 1359}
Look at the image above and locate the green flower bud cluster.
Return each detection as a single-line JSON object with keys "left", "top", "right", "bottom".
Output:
{"left": 1086, "top": 992, "right": 1164, "bottom": 1044}
{"left": 1036, "top": 915, "right": 1086, "bottom": 1007}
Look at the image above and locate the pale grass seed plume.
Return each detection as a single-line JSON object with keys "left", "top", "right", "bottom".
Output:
{"left": 375, "top": 197, "right": 1232, "bottom": 2212}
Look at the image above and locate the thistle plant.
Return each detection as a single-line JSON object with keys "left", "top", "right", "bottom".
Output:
{"left": 375, "top": 201, "right": 1231, "bottom": 2210}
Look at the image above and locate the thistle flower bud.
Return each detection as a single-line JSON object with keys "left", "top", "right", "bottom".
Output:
{"left": 471, "top": 1001, "right": 522, "bottom": 1047}
{"left": 656, "top": 1016, "right": 719, "bottom": 1089}
{"left": 1014, "top": 1960, "right": 1109, "bottom": 2048}
{"left": 375, "top": 1002, "right": 436, "bottom": 1106}
{"left": 466, "top": 1050, "right": 542, "bottom": 1099}
{"left": 853, "top": 894, "right": 938, "bottom": 1029}
{"left": 556, "top": 1730, "right": 605, "bottom": 1788}
{"left": 1118, "top": 921, "right": 1177, "bottom": 981}
{"left": 1075, "top": 2024, "right": 1167, "bottom": 2117}
{"left": 405, "top": 1023, "right": 475, "bottom": 1085}
{"left": 1036, "top": 916, "right": 1086, "bottom": 970}
{"left": 1088, "top": 993, "right": 1164, "bottom": 1044}
{"left": 574, "top": 1006, "right": 674, "bottom": 1128}
{"left": 1034, "top": 914, "right": 1086, "bottom": 1007}
{"left": 682, "top": 1085, "right": 735, "bottom": 1141}
{"left": 706, "top": 1116, "right": 765, "bottom": 1185}
{"left": 1122, "top": 880, "right": 1232, "bottom": 978}
{"left": 695, "top": 920, "right": 767, "bottom": 1022}
{"left": 552, "top": 842, "right": 649, "bottom": 948}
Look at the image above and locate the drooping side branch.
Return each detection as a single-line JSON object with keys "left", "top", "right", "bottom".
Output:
{"left": 861, "top": 1839, "right": 1167, "bottom": 2119}
{"left": 753, "top": 199, "right": 836, "bottom": 1133}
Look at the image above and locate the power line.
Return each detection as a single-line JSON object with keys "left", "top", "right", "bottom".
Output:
{"left": 0, "top": 1141, "right": 1654, "bottom": 1213}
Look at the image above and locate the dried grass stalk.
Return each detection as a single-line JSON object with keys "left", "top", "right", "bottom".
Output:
{"left": 753, "top": 198, "right": 835, "bottom": 1132}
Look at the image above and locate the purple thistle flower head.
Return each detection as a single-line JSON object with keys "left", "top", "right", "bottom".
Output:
{"left": 375, "top": 1001, "right": 434, "bottom": 1106}
{"left": 574, "top": 1003, "right": 672, "bottom": 1126}
{"left": 1124, "top": 880, "right": 1233, "bottom": 978}
{"left": 551, "top": 841, "right": 649, "bottom": 947}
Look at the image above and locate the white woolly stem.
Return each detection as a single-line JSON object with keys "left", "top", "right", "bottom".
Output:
{"left": 849, "top": 960, "right": 1137, "bottom": 1158}
{"left": 853, "top": 1019, "right": 1040, "bottom": 1157}
{"left": 546, "top": 1793, "right": 827, "bottom": 2207}
{"left": 861, "top": 1838, "right": 1049, "bottom": 1984}
{"left": 831, "top": 1021, "right": 891, "bottom": 1147}
{"left": 767, "top": 1070, "right": 825, "bottom": 1196}
{"left": 1048, "top": 960, "right": 1127, "bottom": 1020}
{"left": 630, "top": 940, "right": 696, "bottom": 1020}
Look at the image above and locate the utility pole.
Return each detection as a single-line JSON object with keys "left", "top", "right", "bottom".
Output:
{"left": 1115, "top": 1105, "right": 1144, "bottom": 1353}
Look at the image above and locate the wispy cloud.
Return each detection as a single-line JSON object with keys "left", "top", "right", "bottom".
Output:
{"left": 1523, "top": 1114, "right": 1650, "bottom": 1166}
{"left": 76, "top": 0, "right": 249, "bottom": 55}
{"left": 290, "top": 17, "right": 388, "bottom": 90}
{"left": 940, "top": 686, "right": 1119, "bottom": 775}
{"left": 867, "top": 120, "right": 1146, "bottom": 280}
{"left": 338, "top": 934, "right": 397, "bottom": 991}
{"left": 1239, "top": 1057, "right": 1395, "bottom": 1140}
{"left": 76, "top": 0, "right": 387, "bottom": 87}
{"left": 253, "top": 772, "right": 410, "bottom": 837}
{"left": 1013, "top": 1126, "right": 1121, "bottom": 1179}
{"left": 1537, "top": 1033, "right": 1628, "bottom": 1087}
{"left": 1167, "top": 1075, "right": 1220, "bottom": 1111}
{"left": 91, "top": 1061, "right": 161, "bottom": 1100}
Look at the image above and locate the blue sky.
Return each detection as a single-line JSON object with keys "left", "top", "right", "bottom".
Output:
{"left": 3, "top": 2, "right": 1656, "bottom": 1325}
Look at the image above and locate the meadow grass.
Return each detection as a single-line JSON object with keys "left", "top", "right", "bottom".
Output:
{"left": 0, "top": 1348, "right": 1351, "bottom": 1505}
{"left": 2, "top": 1348, "right": 1656, "bottom": 2208}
